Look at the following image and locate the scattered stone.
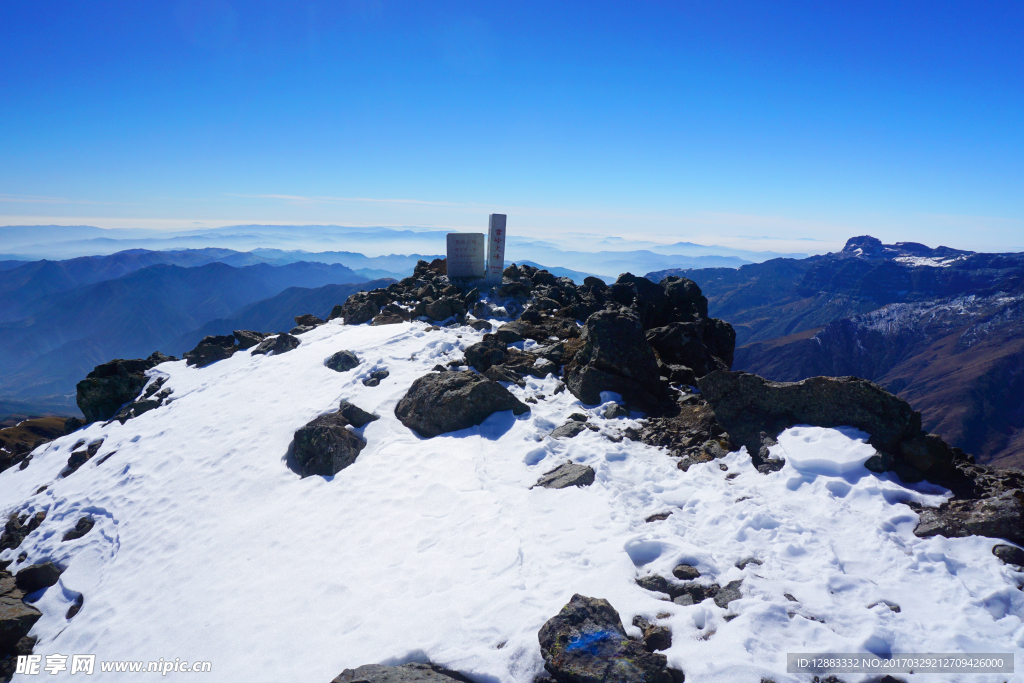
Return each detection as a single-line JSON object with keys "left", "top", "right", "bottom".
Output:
{"left": 604, "top": 404, "right": 629, "bottom": 419}
{"left": 525, "top": 397, "right": 538, "bottom": 404}
{"left": 632, "top": 615, "right": 672, "bottom": 652}
{"left": 337, "top": 401, "right": 379, "bottom": 428}
{"left": 324, "top": 350, "right": 360, "bottom": 372}
{"left": 672, "top": 564, "right": 700, "bottom": 580}
{"left": 736, "top": 558, "right": 762, "bottom": 570}
{"left": 868, "top": 600, "right": 901, "bottom": 613}
{"left": 331, "top": 663, "right": 473, "bottom": 683}
{"left": 291, "top": 411, "right": 367, "bottom": 477}
{"left": 993, "top": 544, "right": 1024, "bottom": 566}
{"left": 549, "top": 422, "right": 590, "bottom": 440}
{"left": 65, "top": 594, "right": 83, "bottom": 619}
{"left": 362, "top": 369, "right": 390, "bottom": 387}
{"left": 61, "top": 517, "right": 95, "bottom": 542}
{"left": 645, "top": 511, "right": 672, "bottom": 523}
{"left": 15, "top": 563, "right": 63, "bottom": 594}
{"left": 534, "top": 462, "right": 596, "bottom": 489}
{"left": 76, "top": 352, "right": 176, "bottom": 423}
{"left": 469, "top": 319, "right": 493, "bottom": 331}
{"left": 0, "top": 512, "right": 46, "bottom": 552}
{"left": 538, "top": 594, "right": 675, "bottom": 683}
{"left": 714, "top": 580, "right": 743, "bottom": 609}
{"left": 252, "top": 333, "right": 300, "bottom": 356}
{"left": 63, "top": 439, "right": 104, "bottom": 476}
{"left": 233, "top": 329, "right": 268, "bottom": 349}
{"left": 395, "top": 371, "right": 530, "bottom": 438}
{"left": 784, "top": 593, "right": 798, "bottom": 602}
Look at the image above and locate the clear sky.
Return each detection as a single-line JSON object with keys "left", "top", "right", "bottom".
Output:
{"left": 1, "top": 1, "right": 1022, "bottom": 253}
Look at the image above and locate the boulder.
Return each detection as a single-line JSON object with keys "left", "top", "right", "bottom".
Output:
{"left": 395, "top": 371, "right": 530, "bottom": 438}
{"left": 76, "top": 352, "right": 175, "bottom": 423}
{"left": 993, "top": 544, "right": 1024, "bottom": 566}
{"left": 697, "top": 371, "right": 923, "bottom": 462}
{"left": 324, "top": 351, "right": 360, "bottom": 373}
{"left": 0, "top": 570, "right": 41, "bottom": 650}
{"left": 534, "top": 462, "right": 595, "bottom": 488}
{"left": 233, "top": 330, "right": 268, "bottom": 350}
{"left": 340, "top": 295, "right": 380, "bottom": 325}
{"left": 464, "top": 338, "right": 508, "bottom": 373}
{"left": 469, "top": 319, "right": 493, "bottom": 331}
{"left": 184, "top": 335, "right": 237, "bottom": 368}
{"left": 371, "top": 312, "right": 406, "bottom": 326}
{"left": 15, "top": 562, "right": 62, "bottom": 593}
{"left": 713, "top": 580, "right": 743, "bottom": 608}
{"left": 337, "top": 401, "right": 379, "bottom": 428}
{"left": 604, "top": 403, "right": 629, "bottom": 419}
{"left": 252, "top": 333, "right": 300, "bottom": 356}
{"left": 331, "top": 663, "right": 473, "bottom": 683}
{"left": 538, "top": 594, "right": 673, "bottom": 683}
{"left": 291, "top": 411, "right": 367, "bottom": 477}
{"left": 564, "top": 309, "right": 662, "bottom": 410}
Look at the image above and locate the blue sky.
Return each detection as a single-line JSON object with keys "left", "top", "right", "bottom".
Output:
{"left": 1, "top": 1, "right": 1022, "bottom": 252}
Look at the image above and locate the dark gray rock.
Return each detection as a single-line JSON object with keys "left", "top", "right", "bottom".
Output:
{"left": 233, "top": 330, "right": 268, "bottom": 349}
{"left": 325, "top": 350, "right": 360, "bottom": 372}
{"left": 564, "top": 309, "right": 661, "bottom": 411}
{"left": 531, "top": 358, "right": 558, "bottom": 377}
{"left": 294, "top": 313, "right": 325, "bottom": 327}
{"left": 485, "top": 365, "right": 525, "bottom": 387}
{"left": 362, "top": 369, "right": 390, "bottom": 387}
{"left": 371, "top": 311, "right": 406, "bottom": 326}
{"left": 0, "top": 570, "right": 41, "bottom": 650}
{"left": 646, "top": 323, "right": 724, "bottom": 378}
{"left": 604, "top": 404, "right": 629, "bottom": 419}
{"left": 549, "top": 422, "right": 590, "bottom": 440}
{"left": 291, "top": 411, "right": 366, "bottom": 477}
{"left": 736, "top": 558, "right": 762, "bottom": 570}
{"left": 252, "top": 333, "right": 300, "bottom": 356}
{"left": 76, "top": 352, "right": 175, "bottom": 423}
{"left": 395, "top": 371, "right": 529, "bottom": 438}
{"left": 492, "top": 325, "right": 526, "bottom": 343}
{"left": 632, "top": 616, "right": 672, "bottom": 652}
{"left": 15, "top": 562, "right": 62, "bottom": 594}
{"left": 464, "top": 338, "right": 508, "bottom": 372}
{"left": 534, "top": 462, "right": 595, "bottom": 488}
{"left": 184, "top": 335, "right": 237, "bottom": 368}
{"left": 714, "top": 580, "right": 743, "bottom": 608}
{"left": 112, "top": 398, "right": 161, "bottom": 424}
{"left": 331, "top": 663, "right": 473, "bottom": 683}
{"left": 0, "top": 512, "right": 46, "bottom": 552}
{"left": 538, "top": 594, "right": 672, "bottom": 683}
{"left": 290, "top": 325, "right": 315, "bottom": 335}
{"left": 340, "top": 295, "right": 380, "bottom": 325}
{"left": 64, "top": 439, "right": 103, "bottom": 476}
{"left": 915, "top": 490, "right": 1024, "bottom": 546}
{"left": 337, "top": 401, "right": 379, "bottom": 429}
{"left": 65, "top": 594, "right": 83, "bottom": 619}
{"left": 672, "top": 564, "right": 700, "bottom": 580}
{"left": 469, "top": 319, "right": 493, "bottom": 331}
{"left": 993, "top": 544, "right": 1024, "bottom": 566}
{"left": 61, "top": 517, "right": 95, "bottom": 542}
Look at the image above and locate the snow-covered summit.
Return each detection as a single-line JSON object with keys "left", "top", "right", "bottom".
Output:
{"left": 1, "top": 315, "right": 1022, "bottom": 682}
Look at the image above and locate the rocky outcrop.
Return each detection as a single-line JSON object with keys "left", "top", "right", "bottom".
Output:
{"left": 0, "top": 567, "right": 41, "bottom": 670}
{"left": 252, "top": 333, "right": 300, "bottom": 356}
{"left": 331, "top": 663, "right": 472, "bottom": 683}
{"left": 395, "top": 371, "right": 529, "bottom": 438}
{"left": 184, "top": 335, "right": 237, "bottom": 367}
{"left": 63, "top": 439, "right": 104, "bottom": 476}
{"left": 290, "top": 403, "right": 373, "bottom": 477}
{"left": 76, "top": 352, "right": 176, "bottom": 423}
{"left": 538, "top": 594, "right": 677, "bottom": 683}
{"left": 233, "top": 330, "right": 268, "bottom": 350}
{"left": 564, "top": 309, "right": 662, "bottom": 411}
{"left": 0, "top": 512, "right": 45, "bottom": 552}
{"left": 915, "top": 489, "right": 1024, "bottom": 546}
{"left": 0, "top": 418, "right": 72, "bottom": 474}
{"left": 14, "top": 563, "right": 62, "bottom": 594}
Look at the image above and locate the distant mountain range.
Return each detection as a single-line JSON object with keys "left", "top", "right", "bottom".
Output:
{"left": 651, "top": 236, "right": 1024, "bottom": 468}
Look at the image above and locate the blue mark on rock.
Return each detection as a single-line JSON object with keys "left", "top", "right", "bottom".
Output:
{"left": 565, "top": 629, "right": 621, "bottom": 654}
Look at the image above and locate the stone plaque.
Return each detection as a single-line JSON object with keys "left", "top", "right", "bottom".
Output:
{"left": 486, "top": 214, "right": 506, "bottom": 282}
{"left": 446, "top": 233, "right": 486, "bottom": 278}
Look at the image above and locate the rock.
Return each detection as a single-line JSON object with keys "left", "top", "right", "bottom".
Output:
{"left": 424, "top": 297, "right": 464, "bottom": 322}
{"left": 15, "top": 562, "right": 62, "bottom": 594}
{"left": 330, "top": 663, "right": 473, "bottom": 683}
{"left": 64, "top": 439, "right": 104, "bottom": 476}
{"left": 658, "top": 363, "right": 698, "bottom": 387}
{"left": 294, "top": 313, "right": 325, "bottom": 327}
{"left": 646, "top": 323, "right": 723, "bottom": 378}
{"left": 736, "top": 557, "right": 762, "bottom": 570}
{"left": 0, "top": 572, "right": 41, "bottom": 650}
{"left": 184, "top": 335, "right": 238, "bottom": 368}
{"left": 363, "top": 369, "right": 390, "bottom": 387}
{"left": 76, "top": 352, "right": 175, "bottom": 423}
{"left": 914, "top": 490, "right": 1024, "bottom": 545}
{"left": 112, "top": 398, "right": 161, "bottom": 424}
{"left": 291, "top": 411, "right": 367, "bottom": 477}
{"left": 324, "top": 350, "right": 360, "bottom": 372}
{"left": 604, "top": 404, "right": 629, "bottom": 419}
{"left": 469, "top": 319, "right": 493, "bottom": 331}
{"left": 61, "top": 517, "right": 95, "bottom": 542}
{"left": 632, "top": 616, "right": 672, "bottom": 652}
{"left": 65, "top": 594, "right": 84, "bottom": 619}
{"left": 233, "top": 329, "right": 268, "bottom": 349}
{"left": 538, "top": 594, "right": 672, "bottom": 683}
{"left": 672, "top": 564, "right": 700, "bottom": 580}
{"left": 484, "top": 365, "right": 525, "bottom": 387}
{"left": 290, "top": 325, "right": 315, "bottom": 335}
{"left": 252, "top": 333, "right": 300, "bottom": 356}
{"left": 534, "top": 462, "right": 595, "bottom": 489}
{"left": 714, "top": 580, "right": 743, "bottom": 608}
{"left": 63, "top": 417, "right": 84, "bottom": 434}
{"left": 564, "top": 309, "right": 662, "bottom": 410}
{"left": 464, "top": 338, "right": 508, "bottom": 373}
{"left": 697, "top": 371, "right": 926, "bottom": 466}
{"left": 340, "top": 295, "right": 380, "bottom": 325}
{"left": 371, "top": 311, "right": 406, "bottom": 325}
{"left": 337, "top": 401, "right": 379, "bottom": 428}
{"left": 532, "top": 358, "right": 558, "bottom": 377}
{"left": 0, "top": 512, "right": 46, "bottom": 552}
{"left": 395, "top": 371, "right": 529, "bottom": 438}
{"left": 549, "top": 422, "right": 590, "bottom": 440}
{"left": 993, "top": 544, "right": 1024, "bottom": 566}
{"left": 492, "top": 325, "right": 526, "bottom": 344}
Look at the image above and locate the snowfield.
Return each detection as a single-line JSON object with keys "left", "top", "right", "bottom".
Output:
{"left": 1, "top": 319, "right": 1022, "bottom": 682}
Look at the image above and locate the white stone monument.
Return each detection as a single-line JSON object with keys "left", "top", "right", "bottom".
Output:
{"left": 445, "top": 232, "right": 486, "bottom": 278}
{"left": 486, "top": 214, "right": 506, "bottom": 282}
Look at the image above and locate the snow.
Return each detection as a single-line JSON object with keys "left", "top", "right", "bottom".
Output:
{"left": 2, "top": 320, "right": 1023, "bottom": 682}
{"left": 893, "top": 255, "right": 965, "bottom": 268}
